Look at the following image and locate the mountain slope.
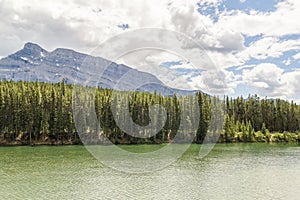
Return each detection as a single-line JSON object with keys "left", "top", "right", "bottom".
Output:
{"left": 0, "top": 42, "right": 196, "bottom": 95}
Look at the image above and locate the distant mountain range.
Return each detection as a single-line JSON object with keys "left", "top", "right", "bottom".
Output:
{"left": 0, "top": 42, "right": 198, "bottom": 96}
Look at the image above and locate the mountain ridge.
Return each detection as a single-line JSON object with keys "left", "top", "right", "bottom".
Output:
{"left": 0, "top": 42, "right": 198, "bottom": 96}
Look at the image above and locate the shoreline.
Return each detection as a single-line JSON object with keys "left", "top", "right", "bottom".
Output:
{"left": 0, "top": 140, "right": 298, "bottom": 147}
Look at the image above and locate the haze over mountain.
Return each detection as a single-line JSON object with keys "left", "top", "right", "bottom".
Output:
{"left": 0, "top": 42, "right": 197, "bottom": 96}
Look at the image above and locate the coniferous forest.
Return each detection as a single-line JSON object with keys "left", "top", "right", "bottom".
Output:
{"left": 0, "top": 79, "right": 300, "bottom": 145}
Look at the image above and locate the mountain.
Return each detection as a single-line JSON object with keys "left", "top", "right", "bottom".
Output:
{"left": 0, "top": 42, "right": 197, "bottom": 96}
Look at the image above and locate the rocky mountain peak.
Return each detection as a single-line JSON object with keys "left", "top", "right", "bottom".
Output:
{"left": 0, "top": 42, "right": 197, "bottom": 96}
{"left": 8, "top": 42, "right": 49, "bottom": 63}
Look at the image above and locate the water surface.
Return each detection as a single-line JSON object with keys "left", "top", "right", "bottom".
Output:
{"left": 0, "top": 144, "right": 299, "bottom": 199}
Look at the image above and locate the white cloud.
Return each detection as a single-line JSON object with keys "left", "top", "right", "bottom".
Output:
{"left": 1, "top": 0, "right": 300, "bottom": 98}
{"left": 1, "top": 0, "right": 299, "bottom": 60}
{"left": 115, "top": 49, "right": 195, "bottom": 90}
{"left": 0, "top": 0, "right": 244, "bottom": 74}
{"left": 217, "top": 0, "right": 300, "bottom": 37}
{"left": 293, "top": 52, "right": 300, "bottom": 60}
{"left": 242, "top": 63, "right": 300, "bottom": 99}
{"left": 283, "top": 59, "right": 291, "bottom": 66}
{"left": 243, "top": 63, "right": 284, "bottom": 89}
{"left": 190, "top": 69, "right": 240, "bottom": 95}
{"left": 0, "top": 0, "right": 176, "bottom": 56}
{"left": 282, "top": 71, "right": 300, "bottom": 94}
{"left": 206, "top": 50, "right": 244, "bottom": 69}
{"left": 115, "top": 49, "right": 242, "bottom": 94}
{"left": 235, "top": 64, "right": 255, "bottom": 71}
{"left": 237, "top": 36, "right": 300, "bottom": 61}
{"left": 197, "top": 0, "right": 222, "bottom": 8}
{"left": 169, "top": 62, "right": 196, "bottom": 70}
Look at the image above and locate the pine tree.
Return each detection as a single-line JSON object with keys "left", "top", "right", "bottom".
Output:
{"left": 247, "top": 120, "right": 254, "bottom": 142}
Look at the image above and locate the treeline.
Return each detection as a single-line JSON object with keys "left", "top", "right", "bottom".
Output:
{"left": 0, "top": 80, "right": 299, "bottom": 145}
{"left": 0, "top": 80, "right": 76, "bottom": 145}
{"left": 221, "top": 96, "right": 300, "bottom": 143}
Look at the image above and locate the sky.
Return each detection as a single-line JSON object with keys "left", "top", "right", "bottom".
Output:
{"left": 1, "top": 0, "right": 300, "bottom": 101}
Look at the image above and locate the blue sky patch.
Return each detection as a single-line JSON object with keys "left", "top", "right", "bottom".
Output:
{"left": 219, "top": 0, "right": 282, "bottom": 13}
{"left": 160, "top": 61, "right": 183, "bottom": 68}
{"left": 243, "top": 34, "right": 264, "bottom": 47}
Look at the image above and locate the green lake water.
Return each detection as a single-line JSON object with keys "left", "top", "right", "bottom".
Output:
{"left": 0, "top": 144, "right": 299, "bottom": 200}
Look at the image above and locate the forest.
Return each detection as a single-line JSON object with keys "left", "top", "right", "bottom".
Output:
{"left": 0, "top": 79, "right": 299, "bottom": 145}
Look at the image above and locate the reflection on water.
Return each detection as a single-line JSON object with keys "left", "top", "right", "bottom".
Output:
{"left": 0, "top": 144, "right": 299, "bottom": 199}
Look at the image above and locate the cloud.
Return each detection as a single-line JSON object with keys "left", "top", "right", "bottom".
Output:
{"left": 115, "top": 48, "right": 242, "bottom": 93}
{"left": 190, "top": 69, "right": 240, "bottom": 95}
{"left": 0, "top": 0, "right": 245, "bottom": 59}
{"left": 115, "top": 49, "right": 195, "bottom": 90}
{"left": 237, "top": 37, "right": 300, "bottom": 61}
{"left": 1, "top": 0, "right": 299, "bottom": 58}
{"left": 293, "top": 52, "right": 300, "bottom": 60}
{"left": 242, "top": 63, "right": 300, "bottom": 99}
{"left": 283, "top": 59, "right": 291, "bottom": 66}
{"left": 198, "top": 0, "right": 222, "bottom": 7}
{"left": 1, "top": 0, "right": 300, "bottom": 98}
{"left": 217, "top": 0, "right": 300, "bottom": 37}
{"left": 235, "top": 64, "right": 255, "bottom": 71}
{"left": 169, "top": 62, "right": 197, "bottom": 70}
{"left": 0, "top": 0, "right": 177, "bottom": 56}
{"left": 243, "top": 63, "right": 284, "bottom": 89}
{"left": 282, "top": 70, "right": 300, "bottom": 94}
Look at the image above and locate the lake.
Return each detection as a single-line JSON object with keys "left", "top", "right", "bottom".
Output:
{"left": 0, "top": 144, "right": 299, "bottom": 199}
